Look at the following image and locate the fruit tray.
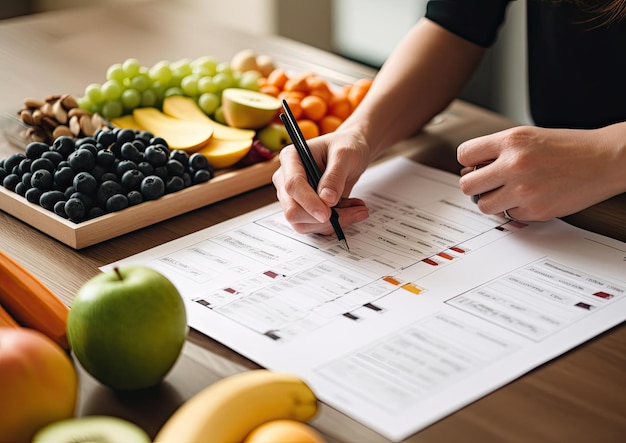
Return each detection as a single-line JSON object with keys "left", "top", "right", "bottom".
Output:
{"left": 0, "top": 156, "right": 279, "bottom": 249}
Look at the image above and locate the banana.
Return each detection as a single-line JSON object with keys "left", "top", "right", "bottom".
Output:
{"left": 161, "top": 95, "right": 256, "bottom": 141}
{"left": 0, "top": 249, "right": 70, "bottom": 350}
{"left": 154, "top": 369, "right": 319, "bottom": 443}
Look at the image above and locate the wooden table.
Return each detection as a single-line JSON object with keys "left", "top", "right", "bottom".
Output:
{"left": 1, "top": 2, "right": 624, "bottom": 442}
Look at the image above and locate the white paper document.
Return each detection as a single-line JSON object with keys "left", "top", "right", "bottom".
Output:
{"left": 105, "top": 157, "right": 626, "bottom": 442}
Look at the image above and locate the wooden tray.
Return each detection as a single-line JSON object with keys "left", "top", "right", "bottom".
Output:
{"left": 0, "top": 157, "right": 279, "bottom": 249}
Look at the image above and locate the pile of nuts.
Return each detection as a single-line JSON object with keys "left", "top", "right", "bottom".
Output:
{"left": 17, "top": 94, "right": 108, "bottom": 144}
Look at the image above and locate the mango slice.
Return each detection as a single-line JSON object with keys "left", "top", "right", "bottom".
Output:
{"left": 132, "top": 108, "right": 214, "bottom": 152}
{"left": 196, "top": 137, "right": 253, "bottom": 169}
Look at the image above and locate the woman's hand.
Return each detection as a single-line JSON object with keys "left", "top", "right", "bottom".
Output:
{"left": 457, "top": 123, "right": 626, "bottom": 221}
{"left": 272, "top": 128, "right": 371, "bottom": 235}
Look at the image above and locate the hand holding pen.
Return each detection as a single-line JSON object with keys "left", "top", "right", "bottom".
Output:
{"left": 279, "top": 100, "right": 352, "bottom": 251}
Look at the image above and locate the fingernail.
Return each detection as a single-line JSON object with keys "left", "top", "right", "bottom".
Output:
{"left": 313, "top": 210, "right": 327, "bottom": 223}
{"left": 319, "top": 188, "right": 338, "bottom": 205}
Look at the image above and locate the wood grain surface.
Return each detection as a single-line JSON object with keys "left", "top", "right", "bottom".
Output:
{"left": 0, "top": 2, "right": 624, "bottom": 442}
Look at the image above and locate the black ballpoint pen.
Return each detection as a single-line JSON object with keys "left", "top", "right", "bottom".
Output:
{"left": 279, "top": 100, "right": 350, "bottom": 252}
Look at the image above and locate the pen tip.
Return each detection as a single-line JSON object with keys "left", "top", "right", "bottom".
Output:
{"left": 340, "top": 239, "right": 350, "bottom": 252}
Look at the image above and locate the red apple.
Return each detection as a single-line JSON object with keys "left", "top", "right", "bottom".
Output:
{"left": 0, "top": 327, "right": 78, "bottom": 443}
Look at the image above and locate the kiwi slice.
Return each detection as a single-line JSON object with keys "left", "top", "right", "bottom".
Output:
{"left": 32, "top": 416, "right": 150, "bottom": 443}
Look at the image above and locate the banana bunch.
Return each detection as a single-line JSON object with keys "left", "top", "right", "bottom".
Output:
{"left": 0, "top": 248, "right": 70, "bottom": 350}
{"left": 154, "top": 369, "right": 320, "bottom": 443}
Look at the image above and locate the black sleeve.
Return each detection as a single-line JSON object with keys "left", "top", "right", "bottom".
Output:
{"left": 425, "top": 0, "right": 513, "bottom": 47}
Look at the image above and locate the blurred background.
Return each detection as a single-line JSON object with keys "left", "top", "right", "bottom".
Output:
{"left": 0, "top": 0, "right": 530, "bottom": 125}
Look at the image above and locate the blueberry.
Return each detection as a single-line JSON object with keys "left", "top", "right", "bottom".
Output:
{"left": 140, "top": 175, "right": 165, "bottom": 200}
{"left": 121, "top": 169, "right": 145, "bottom": 190}
{"left": 54, "top": 200, "right": 68, "bottom": 218}
{"left": 18, "top": 158, "right": 33, "bottom": 175}
{"left": 53, "top": 166, "right": 75, "bottom": 189}
{"left": 96, "top": 149, "right": 116, "bottom": 168}
{"left": 25, "top": 141, "right": 49, "bottom": 159}
{"left": 121, "top": 142, "right": 141, "bottom": 162}
{"left": 154, "top": 165, "right": 168, "bottom": 180}
{"left": 30, "top": 169, "right": 53, "bottom": 190}
{"left": 137, "top": 161, "right": 154, "bottom": 176}
{"left": 14, "top": 182, "right": 28, "bottom": 196}
{"left": 21, "top": 172, "right": 33, "bottom": 187}
{"left": 41, "top": 150, "right": 64, "bottom": 166}
{"left": 25, "top": 187, "right": 43, "bottom": 204}
{"left": 166, "top": 159, "right": 185, "bottom": 177}
{"left": 100, "top": 172, "right": 118, "bottom": 183}
{"left": 127, "top": 190, "right": 143, "bottom": 206}
{"left": 170, "top": 150, "right": 189, "bottom": 169}
{"left": 68, "top": 149, "right": 95, "bottom": 172}
{"left": 39, "top": 190, "right": 66, "bottom": 211}
{"left": 51, "top": 136, "right": 76, "bottom": 158}
{"left": 144, "top": 145, "right": 168, "bottom": 166}
{"left": 73, "top": 172, "right": 98, "bottom": 195}
{"left": 3, "top": 174, "right": 20, "bottom": 192}
{"left": 69, "top": 191, "right": 94, "bottom": 210}
{"left": 149, "top": 137, "right": 168, "bottom": 149}
{"left": 97, "top": 180, "right": 124, "bottom": 203}
{"left": 106, "top": 193, "right": 129, "bottom": 212}
{"left": 193, "top": 168, "right": 214, "bottom": 184}
{"left": 96, "top": 130, "right": 116, "bottom": 149}
{"left": 188, "top": 152, "right": 209, "bottom": 171}
{"left": 88, "top": 206, "right": 106, "bottom": 220}
{"left": 30, "top": 157, "right": 56, "bottom": 173}
{"left": 64, "top": 197, "right": 86, "bottom": 221}
{"left": 4, "top": 153, "right": 26, "bottom": 173}
{"left": 166, "top": 175, "right": 185, "bottom": 193}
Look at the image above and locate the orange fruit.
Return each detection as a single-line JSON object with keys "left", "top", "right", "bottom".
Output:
{"left": 284, "top": 73, "right": 311, "bottom": 93}
{"left": 278, "top": 90, "right": 306, "bottom": 102}
{"left": 306, "top": 76, "right": 333, "bottom": 103}
{"left": 300, "top": 95, "right": 327, "bottom": 121}
{"left": 328, "top": 95, "right": 352, "bottom": 120}
{"left": 297, "top": 119, "right": 320, "bottom": 139}
{"left": 347, "top": 78, "right": 373, "bottom": 109}
{"left": 266, "top": 68, "right": 289, "bottom": 89}
{"left": 319, "top": 115, "right": 343, "bottom": 134}
{"left": 244, "top": 419, "right": 327, "bottom": 443}
{"left": 259, "top": 84, "right": 280, "bottom": 97}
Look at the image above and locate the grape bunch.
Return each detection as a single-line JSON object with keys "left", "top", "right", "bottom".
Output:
{"left": 0, "top": 128, "right": 215, "bottom": 223}
{"left": 78, "top": 56, "right": 264, "bottom": 121}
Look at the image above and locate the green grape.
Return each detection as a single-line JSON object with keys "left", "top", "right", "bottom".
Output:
{"left": 191, "top": 55, "right": 218, "bottom": 76}
{"left": 170, "top": 58, "right": 192, "bottom": 79}
{"left": 149, "top": 61, "right": 172, "bottom": 84}
{"left": 164, "top": 86, "right": 184, "bottom": 98}
{"left": 213, "top": 106, "right": 227, "bottom": 124}
{"left": 211, "top": 72, "right": 232, "bottom": 94}
{"left": 130, "top": 73, "right": 151, "bottom": 92}
{"left": 122, "top": 58, "right": 141, "bottom": 77}
{"left": 181, "top": 74, "right": 199, "bottom": 96}
{"left": 121, "top": 88, "right": 141, "bottom": 110}
{"left": 152, "top": 81, "right": 168, "bottom": 100}
{"left": 101, "top": 79, "right": 123, "bottom": 101}
{"left": 197, "top": 76, "right": 216, "bottom": 94}
{"left": 101, "top": 100, "right": 123, "bottom": 119}
{"left": 84, "top": 83, "right": 103, "bottom": 104}
{"left": 141, "top": 89, "right": 158, "bottom": 107}
{"left": 77, "top": 96, "right": 92, "bottom": 111}
{"left": 198, "top": 93, "right": 220, "bottom": 115}
{"left": 216, "top": 61, "right": 233, "bottom": 76}
{"left": 238, "top": 70, "right": 262, "bottom": 91}
{"left": 106, "top": 63, "right": 126, "bottom": 83}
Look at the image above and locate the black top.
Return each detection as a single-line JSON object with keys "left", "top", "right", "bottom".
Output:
{"left": 425, "top": 0, "right": 626, "bottom": 129}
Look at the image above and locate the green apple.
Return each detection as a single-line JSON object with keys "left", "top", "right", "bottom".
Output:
{"left": 33, "top": 416, "right": 150, "bottom": 443}
{"left": 67, "top": 265, "right": 187, "bottom": 391}
{"left": 221, "top": 88, "right": 280, "bottom": 129}
{"left": 258, "top": 123, "right": 292, "bottom": 152}
{"left": 0, "top": 328, "right": 78, "bottom": 443}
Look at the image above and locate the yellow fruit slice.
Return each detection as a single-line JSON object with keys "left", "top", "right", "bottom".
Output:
{"left": 162, "top": 96, "right": 255, "bottom": 141}
{"left": 132, "top": 107, "right": 214, "bottom": 152}
{"left": 196, "top": 137, "right": 253, "bottom": 169}
{"left": 109, "top": 114, "right": 139, "bottom": 129}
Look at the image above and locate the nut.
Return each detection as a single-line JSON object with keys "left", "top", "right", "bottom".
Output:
{"left": 18, "top": 93, "right": 108, "bottom": 144}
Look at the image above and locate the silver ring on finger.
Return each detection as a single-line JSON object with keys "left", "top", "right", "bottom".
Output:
{"left": 503, "top": 209, "right": 516, "bottom": 221}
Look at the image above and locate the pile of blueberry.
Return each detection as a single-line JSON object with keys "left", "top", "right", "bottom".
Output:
{"left": 0, "top": 128, "right": 215, "bottom": 223}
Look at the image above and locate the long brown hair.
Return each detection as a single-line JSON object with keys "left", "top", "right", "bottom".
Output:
{"left": 550, "top": 0, "right": 626, "bottom": 25}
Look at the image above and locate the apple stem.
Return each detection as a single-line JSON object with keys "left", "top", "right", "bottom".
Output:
{"left": 113, "top": 267, "right": 123, "bottom": 281}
